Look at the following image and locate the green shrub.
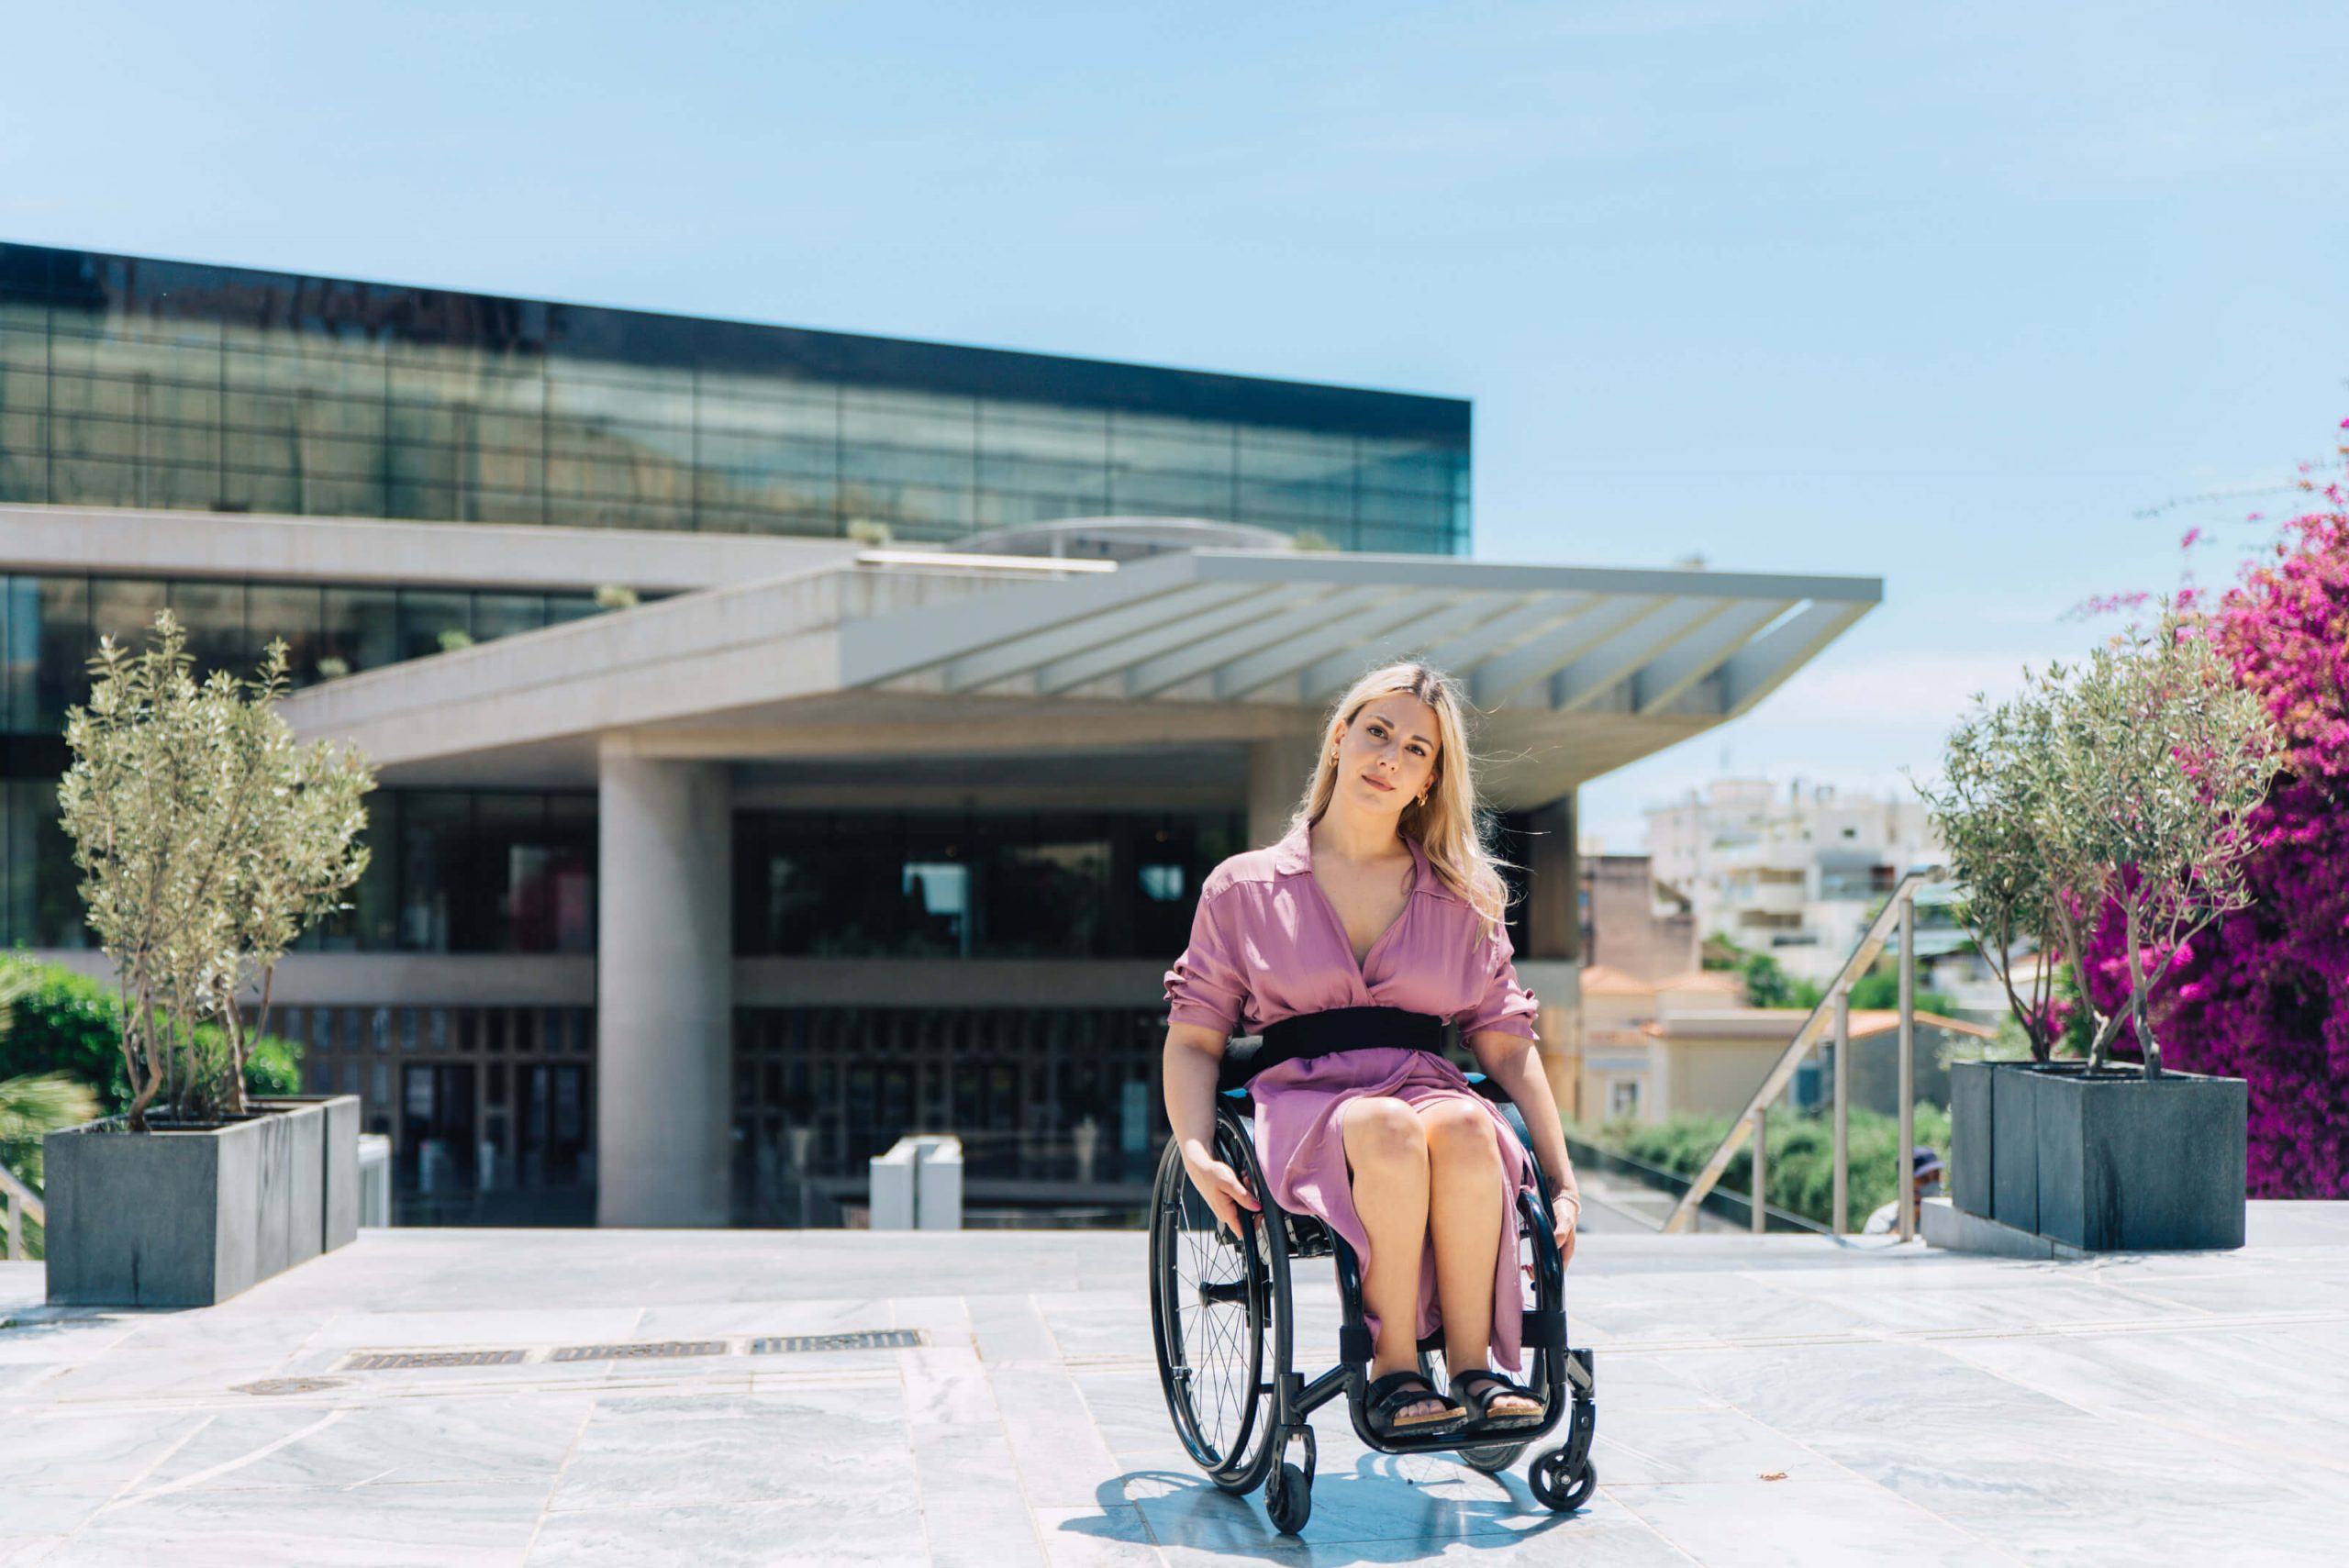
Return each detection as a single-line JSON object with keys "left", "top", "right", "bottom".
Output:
{"left": 1580, "top": 1103, "right": 1952, "bottom": 1229}
{"left": 0, "top": 956, "right": 302, "bottom": 1116}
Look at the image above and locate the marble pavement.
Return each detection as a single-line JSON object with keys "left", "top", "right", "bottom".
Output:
{"left": 3, "top": 1203, "right": 2346, "bottom": 1566}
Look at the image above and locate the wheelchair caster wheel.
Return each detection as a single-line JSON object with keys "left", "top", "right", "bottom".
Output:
{"left": 1529, "top": 1450, "right": 1596, "bottom": 1512}
{"left": 1264, "top": 1460, "right": 1312, "bottom": 1534}
{"left": 1459, "top": 1439, "right": 1526, "bottom": 1474}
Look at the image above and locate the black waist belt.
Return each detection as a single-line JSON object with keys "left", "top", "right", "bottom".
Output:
{"left": 1219, "top": 1006, "right": 1447, "bottom": 1093}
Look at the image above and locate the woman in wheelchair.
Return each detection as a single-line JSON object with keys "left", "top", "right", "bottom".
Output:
{"left": 1161, "top": 662, "right": 1583, "bottom": 1445}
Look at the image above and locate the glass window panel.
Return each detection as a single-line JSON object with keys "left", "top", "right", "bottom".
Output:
{"left": 1109, "top": 472, "right": 1233, "bottom": 517}
{"left": 1358, "top": 486, "right": 1449, "bottom": 529}
{"left": 51, "top": 458, "right": 139, "bottom": 506}
{"left": 977, "top": 402, "right": 1107, "bottom": 465}
{"left": 972, "top": 486, "right": 1113, "bottom": 532}
{"left": 0, "top": 450, "right": 43, "bottom": 506}
{"left": 839, "top": 441, "right": 975, "bottom": 489}
{"left": 1111, "top": 414, "right": 1232, "bottom": 477}
{"left": 1239, "top": 480, "right": 1353, "bottom": 527}
{"left": 975, "top": 823, "right": 1111, "bottom": 958}
{"left": 90, "top": 576, "right": 167, "bottom": 653}
{"left": 1239, "top": 428, "right": 1357, "bottom": 484}
{"left": 397, "top": 590, "right": 471, "bottom": 661}
{"left": 397, "top": 791, "right": 470, "bottom": 951}
{"left": 1355, "top": 437, "right": 1459, "bottom": 496}
{"left": 697, "top": 431, "right": 834, "bottom": 475}
{"left": 13, "top": 776, "right": 87, "bottom": 947}
{"left": 11, "top": 575, "right": 87, "bottom": 730}
{"left": 472, "top": 593, "right": 546, "bottom": 644}
{"left": 51, "top": 412, "right": 139, "bottom": 459}
{"left": 544, "top": 793, "right": 596, "bottom": 953}
{"left": 841, "top": 386, "right": 974, "bottom": 453}
{"left": 247, "top": 584, "right": 324, "bottom": 685}
{"left": 320, "top": 585, "right": 397, "bottom": 677}
{"left": 167, "top": 580, "right": 254, "bottom": 677}
{"left": 473, "top": 792, "right": 545, "bottom": 951}
{"left": 839, "top": 481, "right": 970, "bottom": 539}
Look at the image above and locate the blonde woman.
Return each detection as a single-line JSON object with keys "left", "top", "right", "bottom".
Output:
{"left": 1162, "top": 662, "right": 1583, "bottom": 1441}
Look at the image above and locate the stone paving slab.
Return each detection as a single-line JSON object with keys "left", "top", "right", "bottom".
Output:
{"left": 1, "top": 1204, "right": 2344, "bottom": 1564}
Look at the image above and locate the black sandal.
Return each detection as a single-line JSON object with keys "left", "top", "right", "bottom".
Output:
{"left": 1449, "top": 1368, "right": 1546, "bottom": 1432}
{"left": 1364, "top": 1370, "right": 1466, "bottom": 1438}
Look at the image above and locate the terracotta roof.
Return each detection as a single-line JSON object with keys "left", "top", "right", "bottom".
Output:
{"left": 1639, "top": 1007, "right": 1997, "bottom": 1041}
{"left": 1576, "top": 964, "right": 1660, "bottom": 996}
{"left": 1577, "top": 964, "right": 1743, "bottom": 998}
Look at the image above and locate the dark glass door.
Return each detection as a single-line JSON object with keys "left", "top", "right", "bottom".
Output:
{"left": 518, "top": 1063, "right": 589, "bottom": 1186}
{"left": 398, "top": 1062, "right": 477, "bottom": 1192}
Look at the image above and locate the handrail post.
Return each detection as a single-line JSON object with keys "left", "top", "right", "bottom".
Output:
{"left": 1898, "top": 886, "right": 1917, "bottom": 1243}
{"left": 1831, "top": 987, "right": 1851, "bottom": 1235}
{"left": 1750, "top": 1106, "right": 1767, "bottom": 1233}
{"left": 4, "top": 1185, "right": 18, "bottom": 1262}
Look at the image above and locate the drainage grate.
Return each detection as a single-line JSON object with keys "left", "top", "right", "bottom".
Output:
{"left": 343, "top": 1350, "right": 529, "bottom": 1372}
{"left": 550, "top": 1340, "right": 729, "bottom": 1362}
{"left": 235, "top": 1377, "right": 348, "bottom": 1396}
{"left": 751, "top": 1329, "right": 926, "bottom": 1355}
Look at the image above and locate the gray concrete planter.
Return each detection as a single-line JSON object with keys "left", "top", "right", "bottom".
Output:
{"left": 1951, "top": 1059, "right": 2245, "bottom": 1251}
{"left": 42, "top": 1094, "right": 362, "bottom": 1307}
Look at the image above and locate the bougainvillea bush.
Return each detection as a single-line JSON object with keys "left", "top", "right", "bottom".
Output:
{"left": 2084, "top": 437, "right": 2349, "bottom": 1196}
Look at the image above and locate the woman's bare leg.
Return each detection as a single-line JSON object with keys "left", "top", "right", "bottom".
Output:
{"left": 1420, "top": 1098, "right": 1539, "bottom": 1418}
{"left": 1341, "top": 1095, "right": 1442, "bottom": 1420}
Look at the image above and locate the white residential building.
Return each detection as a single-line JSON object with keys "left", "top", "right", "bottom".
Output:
{"left": 1645, "top": 779, "right": 1943, "bottom": 984}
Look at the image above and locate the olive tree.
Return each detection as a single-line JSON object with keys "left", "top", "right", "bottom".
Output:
{"left": 1918, "top": 671, "right": 2069, "bottom": 1061}
{"left": 1922, "top": 609, "right": 2279, "bottom": 1078}
{"left": 2041, "top": 614, "right": 2279, "bottom": 1075}
{"left": 57, "top": 612, "right": 374, "bottom": 1129}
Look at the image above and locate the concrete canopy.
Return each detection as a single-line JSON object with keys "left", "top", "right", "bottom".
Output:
{"left": 279, "top": 548, "right": 1879, "bottom": 808}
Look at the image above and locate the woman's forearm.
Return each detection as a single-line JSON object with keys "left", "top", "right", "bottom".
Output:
{"left": 1162, "top": 1027, "right": 1226, "bottom": 1154}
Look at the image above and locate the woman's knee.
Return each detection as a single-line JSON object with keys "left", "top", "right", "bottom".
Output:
{"left": 1420, "top": 1100, "right": 1500, "bottom": 1168}
{"left": 1342, "top": 1096, "right": 1427, "bottom": 1169}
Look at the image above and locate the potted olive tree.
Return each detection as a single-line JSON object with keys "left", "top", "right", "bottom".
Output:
{"left": 43, "top": 612, "right": 375, "bottom": 1306}
{"left": 1923, "top": 611, "right": 2278, "bottom": 1251}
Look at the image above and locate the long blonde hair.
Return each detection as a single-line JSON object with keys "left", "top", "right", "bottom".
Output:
{"left": 1284, "top": 662, "right": 1516, "bottom": 940}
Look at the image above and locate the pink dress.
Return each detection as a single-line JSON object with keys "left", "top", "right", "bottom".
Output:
{"left": 1162, "top": 818, "right": 1544, "bottom": 1363}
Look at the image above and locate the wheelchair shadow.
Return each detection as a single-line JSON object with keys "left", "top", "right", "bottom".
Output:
{"left": 1060, "top": 1458, "right": 1585, "bottom": 1561}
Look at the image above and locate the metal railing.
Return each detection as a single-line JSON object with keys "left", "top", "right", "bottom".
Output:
{"left": 1, "top": 1158, "right": 43, "bottom": 1262}
{"left": 1661, "top": 866, "right": 1944, "bottom": 1240}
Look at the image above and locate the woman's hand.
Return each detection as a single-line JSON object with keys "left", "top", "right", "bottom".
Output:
{"left": 1181, "top": 1139, "right": 1261, "bottom": 1238}
{"left": 1552, "top": 1200, "right": 1579, "bottom": 1270}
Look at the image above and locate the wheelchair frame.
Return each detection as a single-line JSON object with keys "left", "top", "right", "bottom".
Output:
{"left": 1148, "top": 1080, "right": 1598, "bottom": 1535}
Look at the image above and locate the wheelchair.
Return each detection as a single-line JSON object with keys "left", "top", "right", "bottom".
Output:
{"left": 1147, "top": 1073, "right": 1598, "bottom": 1535}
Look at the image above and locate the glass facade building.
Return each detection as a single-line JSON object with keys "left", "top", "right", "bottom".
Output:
{"left": 0, "top": 243, "right": 1471, "bottom": 551}
{"left": 0, "top": 240, "right": 1495, "bottom": 1226}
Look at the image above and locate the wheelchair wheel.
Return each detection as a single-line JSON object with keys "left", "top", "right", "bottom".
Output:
{"left": 1149, "top": 1111, "right": 1291, "bottom": 1495}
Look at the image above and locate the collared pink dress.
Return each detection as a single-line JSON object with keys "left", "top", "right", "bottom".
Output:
{"left": 1162, "top": 818, "right": 1550, "bottom": 1364}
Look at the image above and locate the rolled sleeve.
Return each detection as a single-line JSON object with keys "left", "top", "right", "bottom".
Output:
{"left": 1163, "top": 889, "right": 1249, "bottom": 1036}
{"left": 1457, "top": 922, "right": 1540, "bottom": 1041}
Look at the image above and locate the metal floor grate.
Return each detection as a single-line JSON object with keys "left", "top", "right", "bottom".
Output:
{"left": 344, "top": 1350, "right": 529, "bottom": 1372}
{"left": 235, "top": 1377, "right": 348, "bottom": 1396}
{"left": 550, "top": 1340, "right": 729, "bottom": 1362}
{"left": 751, "top": 1329, "right": 926, "bottom": 1354}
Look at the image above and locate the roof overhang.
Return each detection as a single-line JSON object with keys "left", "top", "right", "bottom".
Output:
{"left": 279, "top": 547, "right": 1879, "bottom": 806}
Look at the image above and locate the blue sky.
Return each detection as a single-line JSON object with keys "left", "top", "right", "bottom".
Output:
{"left": 6, "top": 2, "right": 2344, "bottom": 847}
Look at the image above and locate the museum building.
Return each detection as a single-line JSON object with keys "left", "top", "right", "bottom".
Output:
{"left": 0, "top": 241, "right": 1876, "bottom": 1225}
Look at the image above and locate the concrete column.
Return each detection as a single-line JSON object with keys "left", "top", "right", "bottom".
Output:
{"left": 1522, "top": 794, "right": 1584, "bottom": 1118}
{"left": 596, "top": 740, "right": 732, "bottom": 1228}
{"left": 1248, "top": 732, "right": 1324, "bottom": 850}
